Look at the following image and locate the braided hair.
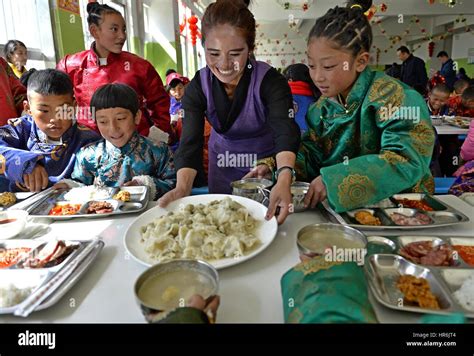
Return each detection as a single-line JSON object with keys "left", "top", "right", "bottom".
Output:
{"left": 86, "top": 2, "right": 121, "bottom": 27}
{"left": 308, "top": 0, "right": 373, "bottom": 56}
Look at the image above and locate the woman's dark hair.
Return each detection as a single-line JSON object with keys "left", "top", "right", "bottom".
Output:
{"left": 459, "top": 68, "right": 466, "bottom": 75}
{"left": 283, "top": 63, "right": 320, "bottom": 97}
{"left": 27, "top": 69, "right": 73, "bottom": 97}
{"left": 201, "top": 0, "right": 255, "bottom": 51}
{"left": 3, "top": 40, "right": 27, "bottom": 63}
{"left": 20, "top": 68, "right": 37, "bottom": 87}
{"left": 91, "top": 83, "right": 140, "bottom": 117}
{"left": 307, "top": 0, "right": 373, "bottom": 56}
{"left": 86, "top": 2, "right": 121, "bottom": 27}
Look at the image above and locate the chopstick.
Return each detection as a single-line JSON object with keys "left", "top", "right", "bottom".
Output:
{"left": 13, "top": 238, "right": 100, "bottom": 317}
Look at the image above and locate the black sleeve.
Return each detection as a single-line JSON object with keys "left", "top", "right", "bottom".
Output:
{"left": 415, "top": 58, "right": 428, "bottom": 87}
{"left": 174, "top": 71, "right": 206, "bottom": 171}
{"left": 260, "top": 68, "right": 301, "bottom": 154}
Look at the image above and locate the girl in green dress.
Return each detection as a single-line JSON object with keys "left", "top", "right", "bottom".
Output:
{"left": 293, "top": 0, "right": 435, "bottom": 212}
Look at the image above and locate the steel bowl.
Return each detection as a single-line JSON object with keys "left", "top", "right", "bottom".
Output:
{"left": 231, "top": 178, "right": 272, "bottom": 206}
{"left": 290, "top": 182, "right": 310, "bottom": 213}
{"left": 134, "top": 259, "right": 219, "bottom": 322}
{"left": 296, "top": 223, "right": 367, "bottom": 256}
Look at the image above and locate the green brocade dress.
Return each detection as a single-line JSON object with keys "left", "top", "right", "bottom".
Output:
{"left": 296, "top": 68, "right": 435, "bottom": 212}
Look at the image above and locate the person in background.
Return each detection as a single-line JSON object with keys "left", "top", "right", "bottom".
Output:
{"left": 397, "top": 45, "right": 428, "bottom": 95}
{"left": 0, "top": 57, "right": 26, "bottom": 125}
{"left": 0, "top": 69, "right": 99, "bottom": 192}
{"left": 165, "top": 68, "right": 177, "bottom": 77}
{"left": 60, "top": 83, "right": 176, "bottom": 200}
{"left": 166, "top": 72, "right": 190, "bottom": 127}
{"left": 456, "top": 68, "right": 470, "bottom": 82}
{"left": 385, "top": 62, "right": 401, "bottom": 80}
{"left": 166, "top": 72, "right": 210, "bottom": 183}
{"left": 449, "top": 118, "right": 474, "bottom": 195}
{"left": 448, "top": 85, "right": 474, "bottom": 118}
{"left": 283, "top": 63, "right": 320, "bottom": 135}
{"left": 57, "top": 2, "right": 171, "bottom": 137}
{"left": 427, "top": 84, "right": 450, "bottom": 116}
{"left": 436, "top": 51, "right": 456, "bottom": 91}
{"left": 160, "top": 0, "right": 300, "bottom": 225}
{"left": 3, "top": 40, "right": 28, "bottom": 79}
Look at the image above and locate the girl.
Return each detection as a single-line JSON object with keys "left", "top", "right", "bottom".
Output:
{"left": 60, "top": 84, "right": 176, "bottom": 200}
{"left": 57, "top": 3, "right": 170, "bottom": 137}
{"left": 159, "top": 0, "right": 300, "bottom": 224}
{"left": 259, "top": 0, "right": 434, "bottom": 213}
{"left": 3, "top": 40, "right": 28, "bottom": 78}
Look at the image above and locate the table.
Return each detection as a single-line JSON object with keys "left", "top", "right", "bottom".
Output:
{"left": 2, "top": 195, "right": 473, "bottom": 323}
{"left": 434, "top": 124, "right": 469, "bottom": 136}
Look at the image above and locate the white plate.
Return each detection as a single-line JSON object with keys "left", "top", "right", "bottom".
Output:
{"left": 123, "top": 194, "right": 278, "bottom": 270}
{"left": 460, "top": 193, "right": 474, "bottom": 207}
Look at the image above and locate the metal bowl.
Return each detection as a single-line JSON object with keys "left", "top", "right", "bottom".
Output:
{"left": 134, "top": 259, "right": 219, "bottom": 322}
{"left": 296, "top": 223, "right": 367, "bottom": 256}
{"left": 231, "top": 178, "right": 272, "bottom": 206}
{"left": 290, "top": 181, "right": 310, "bottom": 213}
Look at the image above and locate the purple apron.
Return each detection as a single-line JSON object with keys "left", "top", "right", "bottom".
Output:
{"left": 200, "top": 60, "right": 276, "bottom": 193}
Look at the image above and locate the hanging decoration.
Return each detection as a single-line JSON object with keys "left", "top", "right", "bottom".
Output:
{"left": 276, "top": 0, "right": 314, "bottom": 11}
{"left": 428, "top": 41, "right": 436, "bottom": 57}
{"left": 188, "top": 15, "right": 199, "bottom": 46}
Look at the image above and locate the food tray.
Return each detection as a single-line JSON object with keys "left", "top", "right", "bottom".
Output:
{"left": 366, "top": 254, "right": 474, "bottom": 318}
{"left": 323, "top": 193, "right": 470, "bottom": 230}
{"left": 23, "top": 186, "right": 149, "bottom": 220}
{"left": 366, "top": 235, "right": 474, "bottom": 268}
{"left": 443, "top": 116, "right": 472, "bottom": 129}
{"left": 0, "top": 238, "right": 104, "bottom": 314}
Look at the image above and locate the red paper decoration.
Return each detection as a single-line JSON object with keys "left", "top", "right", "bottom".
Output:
{"left": 188, "top": 15, "right": 199, "bottom": 46}
{"left": 428, "top": 41, "right": 435, "bottom": 57}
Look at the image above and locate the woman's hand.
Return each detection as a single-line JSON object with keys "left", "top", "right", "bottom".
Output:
{"left": 158, "top": 186, "right": 191, "bottom": 208}
{"left": 243, "top": 164, "right": 272, "bottom": 180}
{"left": 265, "top": 170, "right": 292, "bottom": 224}
{"left": 304, "top": 175, "right": 327, "bottom": 209}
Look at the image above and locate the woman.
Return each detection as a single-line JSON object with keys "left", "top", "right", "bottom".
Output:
{"left": 57, "top": 2, "right": 170, "bottom": 136}
{"left": 159, "top": 0, "right": 300, "bottom": 224}
{"left": 3, "top": 40, "right": 28, "bottom": 78}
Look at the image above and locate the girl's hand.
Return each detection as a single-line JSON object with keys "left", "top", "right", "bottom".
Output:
{"left": 304, "top": 176, "right": 327, "bottom": 209}
{"left": 123, "top": 180, "right": 139, "bottom": 187}
{"left": 243, "top": 164, "right": 272, "bottom": 180}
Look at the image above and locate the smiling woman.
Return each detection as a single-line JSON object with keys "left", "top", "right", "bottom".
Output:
{"left": 159, "top": 0, "right": 301, "bottom": 225}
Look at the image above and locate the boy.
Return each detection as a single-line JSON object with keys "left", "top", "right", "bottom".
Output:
{"left": 426, "top": 84, "right": 450, "bottom": 116}
{"left": 62, "top": 83, "right": 176, "bottom": 200}
{"left": 448, "top": 85, "right": 474, "bottom": 118}
{"left": 0, "top": 69, "right": 99, "bottom": 192}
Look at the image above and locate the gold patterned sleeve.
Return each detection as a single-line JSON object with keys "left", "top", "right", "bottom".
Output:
{"left": 320, "top": 78, "right": 435, "bottom": 212}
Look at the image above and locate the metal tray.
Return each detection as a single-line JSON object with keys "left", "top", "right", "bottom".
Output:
{"left": 1, "top": 191, "right": 37, "bottom": 211}
{"left": 0, "top": 239, "right": 104, "bottom": 314}
{"left": 366, "top": 235, "right": 474, "bottom": 268}
{"left": 24, "top": 186, "right": 149, "bottom": 220}
{"left": 443, "top": 116, "right": 472, "bottom": 129}
{"left": 323, "top": 193, "right": 470, "bottom": 230}
{"left": 366, "top": 254, "right": 474, "bottom": 318}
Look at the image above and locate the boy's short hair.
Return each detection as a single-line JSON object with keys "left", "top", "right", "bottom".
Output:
{"left": 91, "top": 83, "right": 140, "bottom": 116}
{"left": 454, "top": 79, "right": 469, "bottom": 93}
{"left": 461, "top": 85, "right": 474, "bottom": 102}
{"left": 397, "top": 46, "right": 410, "bottom": 54}
{"left": 431, "top": 84, "right": 451, "bottom": 96}
{"left": 27, "top": 69, "right": 74, "bottom": 97}
{"left": 436, "top": 51, "right": 449, "bottom": 58}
